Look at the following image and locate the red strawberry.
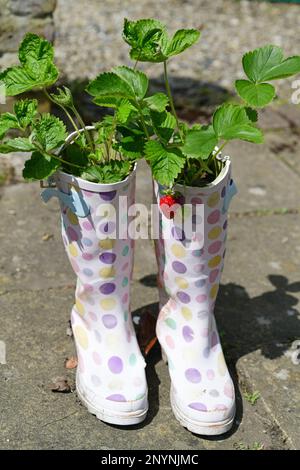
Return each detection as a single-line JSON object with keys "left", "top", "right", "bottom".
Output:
{"left": 160, "top": 193, "right": 182, "bottom": 219}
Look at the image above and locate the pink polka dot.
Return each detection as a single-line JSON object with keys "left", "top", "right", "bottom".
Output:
{"left": 224, "top": 381, "right": 234, "bottom": 399}
{"left": 67, "top": 226, "right": 78, "bottom": 241}
{"left": 122, "top": 262, "right": 129, "bottom": 272}
{"left": 207, "top": 210, "right": 221, "bottom": 224}
{"left": 169, "top": 299, "right": 177, "bottom": 309}
{"left": 207, "top": 369, "right": 215, "bottom": 380}
{"left": 82, "top": 253, "right": 93, "bottom": 261}
{"left": 211, "top": 331, "right": 218, "bottom": 349}
{"left": 196, "top": 294, "right": 207, "bottom": 303}
{"left": 194, "top": 264, "right": 204, "bottom": 274}
{"left": 209, "top": 269, "right": 219, "bottom": 283}
{"left": 88, "top": 311, "right": 97, "bottom": 322}
{"left": 83, "top": 221, "right": 93, "bottom": 231}
{"left": 83, "top": 283, "right": 94, "bottom": 293}
{"left": 83, "top": 190, "right": 93, "bottom": 198}
{"left": 208, "top": 241, "right": 222, "bottom": 254}
{"left": 163, "top": 271, "right": 169, "bottom": 281}
{"left": 215, "top": 404, "right": 228, "bottom": 411}
{"left": 165, "top": 335, "right": 175, "bottom": 349}
{"left": 70, "top": 259, "right": 79, "bottom": 273}
{"left": 201, "top": 327, "right": 209, "bottom": 337}
{"left": 191, "top": 197, "right": 203, "bottom": 205}
{"left": 93, "top": 351, "right": 102, "bottom": 365}
{"left": 122, "top": 293, "right": 129, "bottom": 304}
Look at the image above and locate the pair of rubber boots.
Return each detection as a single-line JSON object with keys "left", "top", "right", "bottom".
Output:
{"left": 42, "top": 157, "right": 237, "bottom": 436}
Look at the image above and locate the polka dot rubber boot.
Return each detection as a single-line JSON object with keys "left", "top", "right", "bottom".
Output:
{"left": 55, "top": 168, "right": 148, "bottom": 426}
{"left": 153, "top": 158, "right": 237, "bottom": 436}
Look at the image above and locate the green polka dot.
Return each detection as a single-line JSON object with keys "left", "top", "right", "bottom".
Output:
{"left": 122, "top": 245, "right": 129, "bottom": 256}
{"left": 165, "top": 318, "right": 176, "bottom": 329}
{"left": 129, "top": 353, "right": 137, "bottom": 366}
{"left": 135, "top": 393, "right": 145, "bottom": 400}
{"left": 122, "top": 277, "right": 129, "bottom": 287}
{"left": 124, "top": 311, "right": 128, "bottom": 321}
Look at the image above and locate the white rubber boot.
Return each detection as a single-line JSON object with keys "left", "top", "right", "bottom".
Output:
{"left": 49, "top": 167, "right": 148, "bottom": 425}
{"left": 153, "top": 157, "right": 237, "bottom": 435}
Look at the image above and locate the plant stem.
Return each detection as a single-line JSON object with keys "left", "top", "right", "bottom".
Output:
{"left": 35, "top": 144, "right": 84, "bottom": 170}
{"left": 71, "top": 105, "right": 95, "bottom": 152}
{"left": 43, "top": 89, "right": 80, "bottom": 137}
{"left": 163, "top": 60, "right": 183, "bottom": 140}
{"left": 136, "top": 101, "right": 150, "bottom": 139}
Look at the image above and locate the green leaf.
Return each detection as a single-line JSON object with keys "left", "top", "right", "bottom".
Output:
{"left": 0, "top": 113, "right": 20, "bottom": 139}
{"left": 5, "top": 137, "right": 36, "bottom": 152}
{"left": 116, "top": 99, "right": 136, "bottom": 123}
{"left": 33, "top": 114, "right": 67, "bottom": 152}
{"left": 87, "top": 72, "right": 134, "bottom": 100}
{"left": 145, "top": 140, "right": 185, "bottom": 186}
{"left": 150, "top": 110, "right": 176, "bottom": 142}
{"left": 181, "top": 127, "right": 217, "bottom": 159}
{"left": 81, "top": 160, "right": 132, "bottom": 184}
{"left": 0, "top": 33, "right": 58, "bottom": 96}
{"left": 61, "top": 142, "right": 89, "bottom": 175}
{"left": 123, "top": 18, "right": 168, "bottom": 63}
{"left": 14, "top": 99, "right": 38, "bottom": 128}
{"left": 235, "top": 79, "right": 275, "bottom": 107}
{"left": 213, "top": 104, "right": 263, "bottom": 143}
{"left": 242, "top": 45, "right": 300, "bottom": 83}
{"left": 50, "top": 86, "right": 73, "bottom": 108}
{"left": 143, "top": 93, "right": 169, "bottom": 112}
{"left": 93, "top": 96, "right": 122, "bottom": 108}
{"left": 113, "top": 66, "right": 148, "bottom": 100}
{"left": 245, "top": 107, "right": 258, "bottom": 122}
{"left": 118, "top": 134, "right": 145, "bottom": 159}
{"left": 164, "top": 29, "right": 200, "bottom": 57}
{"left": 23, "top": 151, "right": 60, "bottom": 180}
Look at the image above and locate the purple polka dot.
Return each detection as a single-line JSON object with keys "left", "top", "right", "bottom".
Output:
{"left": 108, "top": 356, "right": 123, "bottom": 374}
{"left": 83, "top": 221, "right": 93, "bottom": 231}
{"left": 83, "top": 268, "right": 94, "bottom": 277}
{"left": 100, "top": 222, "right": 116, "bottom": 234}
{"left": 82, "top": 237, "right": 93, "bottom": 247}
{"left": 99, "top": 191, "right": 117, "bottom": 201}
{"left": 172, "top": 261, "right": 187, "bottom": 274}
{"left": 100, "top": 252, "right": 116, "bottom": 264}
{"left": 177, "top": 291, "right": 191, "bottom": 304}
{"left": 67, "top": 226, "right": 78, "bottom": 241}
{"left": 82, "top": 253, "right": 93, "bottom": 261}
{"left": 102, "top": 314, "right": 117, "bottom": 329}
{"left": 185, "top": 368, "right": 201, "bottom": 383}
{"left": 207, "top": 210, "right": 221, "bottom": 224}
{"left": 208, "top": 241, "right": 222, "bottom": 254}
{"left": 188, "top": 402, "right": 207, "bottom": 412}
{"left": 195, "top": 279, "right": 206, "bottom": 288}
{"left": 106, "top": 394, "right": 126, "bottom": 402}
{"left": 182, "top": 325, "right": 194, "bottom": 342}
{"left": 211, "top": 332, "right": 218, "bottom": 349}
{"left": 171, "top": 226, "right": 185, "bottom": 241}
{"left": 221, "top": 186, "right": 226, "bottom": 198}
{"left": 100, "top": 283, "right": 116, "bottom": 295}
{"left": 209, "top": 269, "right": 219, "bottom": 283}
{"left": 223, "top": 220, "right": 228, "bottom": 230}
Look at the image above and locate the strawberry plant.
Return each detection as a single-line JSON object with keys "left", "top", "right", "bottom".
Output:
{"left": 118, "top": 18, "right": 300, "bottom": 188}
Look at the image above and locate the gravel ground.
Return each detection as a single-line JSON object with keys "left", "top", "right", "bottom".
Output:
{"left": 54, "top": 0, "right": 300, "bottom": 102}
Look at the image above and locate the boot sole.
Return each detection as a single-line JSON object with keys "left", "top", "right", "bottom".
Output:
{"left": 170, "top": 388, "right": 235, "bottom": 436}
{"left": 76, "top": 378, "right": 148, "bottom": 426}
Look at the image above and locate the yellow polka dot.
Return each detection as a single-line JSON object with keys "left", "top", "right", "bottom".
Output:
{"left": 218, "top": 352, "right": 226, "bottom": 376}
{"left": 171, "top": 244, "right": 186, "bottom": 258}
{"left": 210, "top": 284, "right": 219, "bottom": 299}
{"left": 68, "top": 243, "right": 78, "bottom": 257}
{"left": 99, "top": 238, "right": 116, "bottom": 249}
{"left": 182, "top": 347, "right": 198, "bottom": 362}
{"left": 95, "top": 203, "right": 115, "bottom": 218}
{"left": 208, "top": 255, "right": 222, "bottom": 268}
{"left": 75, "top": 299, "right": 85, "bottom": 316}
{"left": 207, "top": 191, "right": 220, "bottom": 208}
{"left": 100, "top": 298, "right": 117, "bottom": 311}
{"left": 73, "top": 325, "right": 88, "bottom": 349}
{"left": 175, "top": 277, "right": 189, "bottom": 289}
{"left": 67, "top": 209, "right": 79, "bottom": 225}
{"left": 99, "top": 266, "right": 116, "bottom": 278}
{"left": 208, "top": 226, "right": 222, "bottom": 240}
{"left": 105, "top": 333, "right": 122, "bottom": 349}
{"left": 181, "top": 306, "right": 192, "bottom": 321}
{"left": 108, "top": 378, "right": 124, "bottom": 390}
